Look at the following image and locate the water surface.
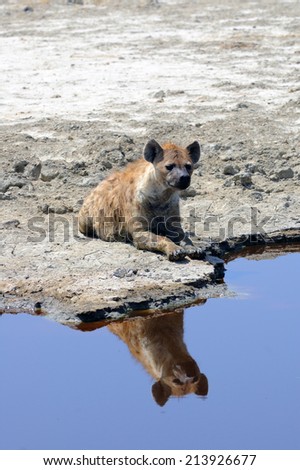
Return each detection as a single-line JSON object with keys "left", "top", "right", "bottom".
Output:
{"left": 0, "top": 251, "right": 299, "bottom": 450}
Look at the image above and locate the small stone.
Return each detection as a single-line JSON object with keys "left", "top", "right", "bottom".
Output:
{"left": 153, "top": 90, "right": 166, "bottom": 99}
{"left": 113, "top": 268, "right": 137, "bottom": 278}
{"left": 1, "top": 219, "right": 20, "bottom": 229}
{"left": 54, "top": 206, "right": 68, "bottom": 214}
{"left": 71, "top": 161, "right": 86, "bottom": 172}
{"left": 223, "top": 164, "right": 239, "bottom": 175}
{"left": 13, "top": 160, "right": 29, "bottom": 173}
{"left": 0, "top": 181, "right": 9, "bottom": 193}
{"left": 115, "top": 135, "right": 134, "bottom": 147}
{"left": 25, "top": 162, "right": 42, "bottom": 180}
{"left": 40, "top": 204, "right": 72, "bottom": 214}
{"left": 220, "top": 154, "right": 233, "bottom": 162}
{"left": 103, "top": 149, "right": 124, "bottom": 164}
{"left": 223, "top": 179, "right": 234, "bottom": 188}
{"left": 40, "top": 168, "right": 59, "bottom": 182}
{"left": 24, "top": 6, "right": 34, "bottom": 13}
{"left": 233, "top": 172, "right": 252, "bottom": 187}
{"left": 204, "top": 254, "right": 224, "bottom": 267}
{"left": 245, "top": 163, "right": 259, "bottom": 174}
{"left": 251, "top": 191, "right": 263, "bottom": 201}
{"left": 276, "top": 168, "right": 294, "bottom": 180}
{"left": 102, "top": 161, "right": 113, "bottom": 170}
{"left": 181, "top": 187, "right": 197, "bottom": 198}
{"left": 40, "top": 204, "right": 49, "bottom": 214}
{"left": 0, "top": 178, "right": 27, "bottom": 192}
{"left": 212, "top": 143, "right": 222, "bottom": 151}
{"left": 79, "top": 176, "right": 102, "bottom": 187}
{"left": 24, "top": 134, "right": 35, "bottom": 141}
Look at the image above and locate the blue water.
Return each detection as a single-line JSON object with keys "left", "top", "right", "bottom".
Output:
{"left": 0, "top": 252, "right": 299, "bottom": 450}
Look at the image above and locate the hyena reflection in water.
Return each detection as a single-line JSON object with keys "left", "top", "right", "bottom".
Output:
{"left": 108, "top": 309, "right": 208, "bottom": 406}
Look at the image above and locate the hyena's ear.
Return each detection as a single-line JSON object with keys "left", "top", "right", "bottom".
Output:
{"left": 194, "top": 373, "right": 209, "bottom": 396}
{"left": 152, "top": 381, "right": 171, "bottom": 407}
{"left": 144, "top": 139, "right": 164, "bottom": 164}
{"left": 186, "top": 141, "right": 200, "bottom": 164}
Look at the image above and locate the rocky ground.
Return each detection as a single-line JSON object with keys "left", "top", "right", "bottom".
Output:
{"left": 0, "top": 0, "right": 299, "bottom": 325}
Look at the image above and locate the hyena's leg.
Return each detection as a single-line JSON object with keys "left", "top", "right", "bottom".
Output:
{"left": 78, "top": 205, "right": 96, "bottom": 237}
{"left": 165, "top": 216, "right": 204, "bottom": 260}
{"left": 132, "top": 231, "right": 188, "bottom": 261}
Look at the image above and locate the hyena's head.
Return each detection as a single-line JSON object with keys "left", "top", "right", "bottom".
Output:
{"left": 144, "top": 139, "right": 200, "bottom": 190}
{"left": 152, "top": 358, "right": 208, "bottom": 407}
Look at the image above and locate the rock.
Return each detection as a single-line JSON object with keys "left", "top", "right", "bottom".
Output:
{"left": 111, "top": 150, "right": 125, "bottom": 163}
{"left": 276, "top": 168, "right": 294, "bottom": 180}
{"left": 71, "top": 161, "right": 85, "bottom": 170}
{"left": 25, "top": 162, "right": 42, "bottom": 180}
{"left": 23, "top": 6, "right": 34, "bottom": 13}
{"left": 233, "top": 172, "right": 253, "bottom": 187}
{"left": 223, "top": 164, "right": 240, "bottom": 175}
{"left": 38, "top": 204, "right": 73, "bottom": 214}
{"left": 0, "top": 182, "right": 9, "bottom": 193}
{"left": 211, "top": 143, "right": 222, "bottom": 151}
{"left": 40, "top": 204, "right": 49, "bottom": 214}
{"left": 166, "top": 89, "right": 185, "bottom": 96}
{"left": 245, "top": 163, "right": 260, "bottom": 174}
{"left": 181, "top": 187, "right": 197, "bottom": 198}
{"left": 13, "top": 160, "right": 29, "bottom": 173}
{"left": 0, "top": 219, "right": 20, "bottom": 229}
{"left": 223, "top": 178, "right": 234, "bottom": 188}
{"left": 102, "top": 161, "right": 113, "bottom": 170}
{"left": 153, "top": 90, "right": 166, "bottom": 99}
{"left": 54, "top": 206, "right": 72, "bottom": 214}
{"left": 251, "top": 191, "right": 264, "bottom": 201}
{"left": 40, "top": 167, "right": 59, "bottom": 182}
{"left": 99, "top": 148, "right": 125, "bottom": 165}
{"left": 113, "top": 268, "right": 138, "bottom": 278}
{"left": 115, "top": 135, "right": 134, "bottom": 148}
{"left": 78, "top": 176, "right": 103, "bottom": 187}
{"left": 0, "top": 193, "right": 13, "bottom": 200}
{"left": 67, "top": 0, "right": 84, "bottom": 5}
{"left": 0, "top": 178, "right": 27, "bottom": 193}
{"left": 236, "top": 102, "right": 249, "bottom": 109}
{"left": 220, "top": 154, "right": 233, "bottom": 162}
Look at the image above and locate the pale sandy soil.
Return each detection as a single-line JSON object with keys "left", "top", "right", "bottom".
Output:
{"left": 0, "top": 0, "right": 299, "bottom": 324}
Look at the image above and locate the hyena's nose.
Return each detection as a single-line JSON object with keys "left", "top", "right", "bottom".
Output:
{"left": 179, "top": 175, "right": 191, "bottom": 189}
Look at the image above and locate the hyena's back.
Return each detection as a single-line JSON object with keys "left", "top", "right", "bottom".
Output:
{"left": 78, "top": 159, "right": 147, "bottom": 241}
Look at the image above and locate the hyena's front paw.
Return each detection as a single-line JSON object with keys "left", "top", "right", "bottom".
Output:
{"left": 181, "top": 244, "right": 205, "bottom": 260}
{"left": 167, "top": 247, "right": 188, "bottom": 262}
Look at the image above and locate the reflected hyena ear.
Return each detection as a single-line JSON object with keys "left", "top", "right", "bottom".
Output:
{"left": 194, "top": 373, "right": 209, "bottom": 396}
{"left": 186, "top": 141, "right": 200, "bottom": 164}
{"left": 152, "top": 381, "right": 171, "bottom": 407}
{"left": 144, "top": 139, "right": 164, "bottom": 164}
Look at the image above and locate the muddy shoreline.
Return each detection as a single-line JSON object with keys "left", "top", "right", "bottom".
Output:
{"left": 1, "top": 0, "right": 300, "bottom": 324}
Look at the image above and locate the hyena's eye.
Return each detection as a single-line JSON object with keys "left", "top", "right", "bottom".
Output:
{"left": 173, "top": 378, "right": 182, "bottom": 385}
{"left": 165, "top": 164, "right": 175, "bottom": 171}
{"left": 185, "top": 163, "right": 192, "bottom": 171}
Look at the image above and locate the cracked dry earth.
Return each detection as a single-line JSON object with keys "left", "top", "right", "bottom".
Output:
{"left": 0, "top": 0, "right": 300, "bottom": 325}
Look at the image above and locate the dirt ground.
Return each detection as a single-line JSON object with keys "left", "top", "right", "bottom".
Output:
{"left": 0, "top": 0, "right": 299, "bottom": 324}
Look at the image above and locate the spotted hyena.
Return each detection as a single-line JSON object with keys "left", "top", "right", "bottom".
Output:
{"left": 78, "top": 139, "right": 203, "bottom": 261}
